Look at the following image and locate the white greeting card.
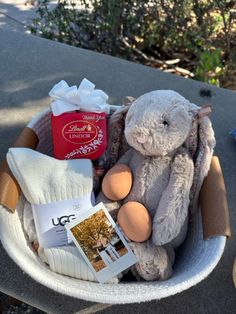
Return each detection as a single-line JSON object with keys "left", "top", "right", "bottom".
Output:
{"left": 65, "top": 202, "right": 138, "bottom": 283}
{"left": 32, "top": 193, "right": 95, "bottom": 248}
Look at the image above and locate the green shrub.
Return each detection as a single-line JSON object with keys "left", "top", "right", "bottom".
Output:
{"left": 195, "top": 49, "right": 224, "bottom": 86}
{"left": 29, "top": 0, "right": 236, "bottom": 86}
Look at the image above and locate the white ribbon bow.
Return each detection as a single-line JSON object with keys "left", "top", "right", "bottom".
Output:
{"left": 49, "top": 78, "right": 114, "bottom": 116}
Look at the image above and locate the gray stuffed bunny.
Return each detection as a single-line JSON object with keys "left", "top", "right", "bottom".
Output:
{"left": 97, "top": 90, "right": 215, "bottom": 281}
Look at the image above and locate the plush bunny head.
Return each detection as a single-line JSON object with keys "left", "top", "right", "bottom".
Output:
{"left": 124, "top": 90, "right": 194, "bottom": 156}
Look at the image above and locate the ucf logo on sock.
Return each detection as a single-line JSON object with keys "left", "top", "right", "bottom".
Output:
{"left": 52, "top": 214, "right": 76, "bottom": 227}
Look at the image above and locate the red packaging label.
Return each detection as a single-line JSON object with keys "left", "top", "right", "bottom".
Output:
{"left": 51, "top": 111, "right": 107, "bottom": 160}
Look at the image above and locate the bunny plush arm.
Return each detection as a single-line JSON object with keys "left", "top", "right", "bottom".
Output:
{"left": 152, "top": 148, "right": 194, "bottom": 247}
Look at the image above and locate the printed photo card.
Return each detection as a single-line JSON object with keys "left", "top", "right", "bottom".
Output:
{"left": 66, "top": 202, "right": 137, "bottom": 283}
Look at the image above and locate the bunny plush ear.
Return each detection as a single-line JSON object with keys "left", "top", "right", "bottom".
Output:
{"left": 184, "top": 103, "right": 216, "bottom": 215}
{"left": 123, "top": 96, "right": 136, "bottom": 106}
{"left": 101, "top": 97, "right": 136, "bottom": 170}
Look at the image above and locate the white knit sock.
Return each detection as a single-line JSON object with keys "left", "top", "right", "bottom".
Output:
{"left": 6, "top": 148, "right": 121, "bottom": 283}
{"left": 7, "top": 148, "right": 93, "bottom": 204}
{"left": 38, "top": 245, "right": 121, "bottom": 283}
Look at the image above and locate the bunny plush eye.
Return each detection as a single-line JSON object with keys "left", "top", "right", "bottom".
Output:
{"left": 163, "top": 120, "right": 169, "bottom": 127}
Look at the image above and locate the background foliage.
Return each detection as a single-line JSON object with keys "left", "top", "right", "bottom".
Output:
{"left": 29, "top": 0, "right": 236, "bottom": 88}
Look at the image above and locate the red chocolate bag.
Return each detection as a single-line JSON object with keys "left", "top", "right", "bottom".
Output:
{"left": 49, "top": 78, "right": 117, "bottom": 160}
{"left": 51, "top": 111, "right": 107, "bottom": 160}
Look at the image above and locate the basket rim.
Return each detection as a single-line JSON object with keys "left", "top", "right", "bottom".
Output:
{"left": 0, "top": 205, "right": 226, "bottom": 303}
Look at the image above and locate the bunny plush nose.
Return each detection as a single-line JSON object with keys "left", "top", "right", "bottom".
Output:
{"left": 137, "top": 133, "right": 148, "bottom": 144}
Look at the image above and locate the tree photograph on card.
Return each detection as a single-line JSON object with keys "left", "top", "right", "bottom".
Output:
{"left": 70, "top": 208, "right": 128, "bottom": 272}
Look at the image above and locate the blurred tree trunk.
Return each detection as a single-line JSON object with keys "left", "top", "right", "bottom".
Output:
{"left": 107, "top": 0, "right": 124, "bottom": 54}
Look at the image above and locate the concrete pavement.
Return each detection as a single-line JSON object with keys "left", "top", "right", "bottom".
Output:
{"left": 0, "top": 17, "right": 236, "bottom": 314}
{"left": 0, "top": 0, "right": 57, "bottom": 32}
{"left": 0, "top": 0, "right": 36, "bottom": 24}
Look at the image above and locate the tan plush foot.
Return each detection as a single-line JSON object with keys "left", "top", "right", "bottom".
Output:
{"left": 102, "top": 164, "right": 132, "bottom": 201}
{"left": 130, "top": 241, "right": 173, "bottom": 281}
{"left": 117, "top": 201, "right": 152, "bottom": 242}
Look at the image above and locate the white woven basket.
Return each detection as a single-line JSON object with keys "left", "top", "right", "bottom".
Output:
{"left": 0, "top": 108, "right": 226, "bottom": 304}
